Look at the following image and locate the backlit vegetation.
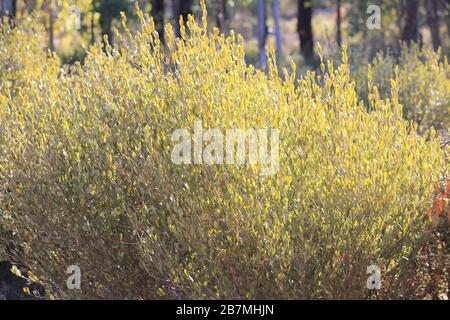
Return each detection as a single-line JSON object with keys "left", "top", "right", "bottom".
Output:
{"left": 0, "top": 4, "right": 447, "bottom": 299}
{"left": 343, "top": 44, "right": 450, "bottom": 133}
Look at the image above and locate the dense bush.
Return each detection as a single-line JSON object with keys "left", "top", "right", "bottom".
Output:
{"left": 0, "top": 5, "right": 447, "bottom": 299}
{"left": 344, "top": 44, "right": 450, "bottom": 133}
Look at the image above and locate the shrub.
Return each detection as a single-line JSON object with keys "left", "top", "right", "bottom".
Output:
{"left": 343, "top": 44, "right": 450, "bottom": 133}
{"left": 0, "top": 4, "right": 447, "bottom": 299}
{"left": 0, "top": 18, "right": 61, "bottom": 265}
{"left": 394, "top": 45, "right": 450, "bottom": 133}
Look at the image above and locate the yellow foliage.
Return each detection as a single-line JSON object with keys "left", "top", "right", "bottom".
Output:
{"left": 349, "top": 44, "right": 450, "bottom": 133}
{"left": 0, "top": 5, "right": 447, "bottom": 299}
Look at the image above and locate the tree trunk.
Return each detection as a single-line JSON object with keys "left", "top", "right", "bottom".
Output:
{"left": 91, "top": 0, "right": 96, "bottom": 44}
{"left": 216, "top": 0, "right": 228, "bottom": 32}
{"left": 257, "top": 0, "right": 268, "bottom": 68}
{"left": 425, "top": 0, "right": 441, "bottom": 51}
{"left": 396, "top": 1, "right": 404, "bottom": 34}
{"left": 447, "top": 0, "right": 450, "bottom": 41}
{"left": 401, "top": 0, "right": 420, "bottom": 44}
{"left": 336, "top": 0, "right": 342, "bottom": 46}
{"left": 273, "top": 0, "right": 282, "bottom": 57}
{"left": 0, "top": 0, "right": 16, "bottom": 19}
{"left": 173, "top": 0, "right": 193, "bottom": 38}
{"left": 151, "top": 0, "right": 165, "bottom": 43}
{"left": 298, "top": 0, "right": 314, "bottom": 60}
{"left": 49, "top": 2, "right": 55, "bottom": 51}
{"left": 96, "top": 0, "right": 114, "bottom": 48}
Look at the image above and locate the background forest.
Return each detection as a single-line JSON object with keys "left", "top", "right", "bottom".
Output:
{"left": 1, "top": 1, "right": 450, "bottom": 64}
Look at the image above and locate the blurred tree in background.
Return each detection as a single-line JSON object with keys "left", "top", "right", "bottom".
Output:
{"left": 172, "top": 0, "right": 193, "bottom": 37}
{"left": 425, "top": 0, "right": 441, "bottom": 51}
{"left": 95, "top": 0, "right": 133, "bottom": 46}
{"left": 401, "top": 0, "right": 420, "bottom": 44}
{"left": 446, "top": 0, "right": 450, "bottom": 41}
{"left": 297, "top": 0, "right": 313, "bottom": 60}
{"left": 0, "top": 0, "right": 16, "bottom": 19}
{"left": 257, "top": 0, "right": 267, "bottom": 68}
{"left": 151, "top": 0, "right": 164, "bottom": 42}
